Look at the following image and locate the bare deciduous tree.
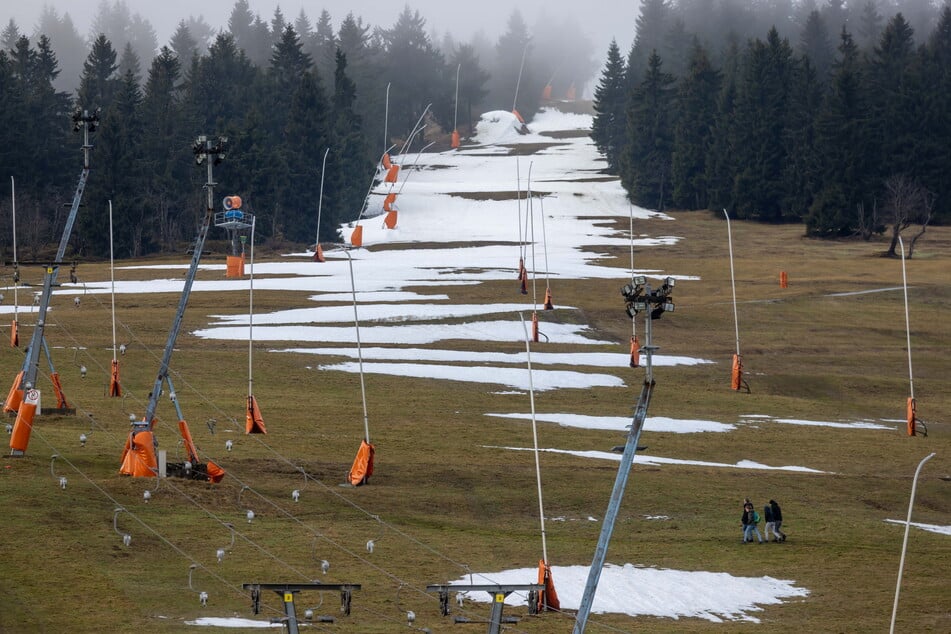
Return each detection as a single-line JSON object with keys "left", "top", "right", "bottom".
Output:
{"left": 883, "top": 174, "right": 934, "bottom": 258}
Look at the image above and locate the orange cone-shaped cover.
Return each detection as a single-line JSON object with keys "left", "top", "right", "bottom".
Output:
{"left": 906, "top": 397, "right": 916, "bottom": 437}
{"left": 246, "top": 395, "right": 267, "bottom": 434}
{"left": 109, "top": 359, "right": 121, "bottom": 397}
{"left": 565, "top": 83, "right": 576, "bottom": 100}
{"left": 226, "top": 255, "right": 245, "bottom": 278}
{"left": 10, "top": 319, "right": 18, "bottom": 347}
{"left": 520, "top": 272, "right": 528, "bottom": 295}
{"left": 350, "top": 225, "right": 364, "bottom": 248}
{"left": 451, "top": 130, "right": 460, "bottom": 148}
{"left": 9, "top": 387, "right": 38, "bottom": 453}
{"left": 50, "top": 372, "right": 68, "bottom": 409}
{"left": 630, "top": 335, "right": 640, "bottom": 368}
{"left": 119, "top": 431, "right": 158, "bottom": 477}
{"left": 543, "top": 287, "right": 553, "bottom": 310}
{"left": 384, "top": 164, "right": 400, "bottom": 183}
{"left": 780, "top": 271, "right": 788, "bottom": 288}
{"left": 532, "top": 311, "right": 539, "bottom": 343}
{"left": 383, "top": 211, "right": 398, "bottom": 229}
{"left": 513, "top": 109, "right": 525, "bottom": 123}
{"left": 536, "top": 559, "right": 561, "bottom": 612}
{"left": 517, "top": 257, "right": 525, "bottom": 280}
{"left": 205, "top": 460, "right": 226, "bottom": 483}
{"left": 381, "top": 153, "right": 392, "bottom": 170}
{"left": 731, "top": 353, "right": 743, "bottom": 391}
{"left": 383, "top": 192, "right": 397, "bottom": 212}
{"left": 313, "top": 243, "right": 325, "bottom": 262}
{"left": 4, "top": 370, "right": 24, "bottom": 413}
{"left": 348, "top": 439, "right": 375, "bottom": 486}
{"left": 542, "top": 84, "right": 552, "bottom": 100}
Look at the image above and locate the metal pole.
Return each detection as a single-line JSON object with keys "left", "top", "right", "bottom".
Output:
{"left": 724, "top": 209, "right": 740, "bottom": 356}
{"left": 109, "top": 201, "right": 117, "bottom": 361}
{"left": 574, "top": 308, "right": 656, "bottom": 633}
{"left": 520, "top": 314, "right": 548, "bottom": 564}
{"left": 315, "top": 148, "right": 329, "bottom": 248}
{"left": 898, "top": 235, "right": 914, "bottom": 401}
{"left": 384, "top": 83, "right": 390, "bottom": 152}
{"left": 11, "top": 176, "right": 17, "bottom": 319}
{"left": 889, "top": 452, "right": 936, "bottom": 634}
{"left": 453, "top": 63, "right": 461, "bottom": 132}
{"left": 247, "top": 216, "right": 256, "bottom": 399}
{"left": 513, "top": 42, "right": 529, "bottom": 112}
{"left": 345, "top": 250, "right": 370, "bottom": 443}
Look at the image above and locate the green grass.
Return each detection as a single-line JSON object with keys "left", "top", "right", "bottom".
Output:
{"left": 0, "top": 211, "right": 948, "bottom": 633}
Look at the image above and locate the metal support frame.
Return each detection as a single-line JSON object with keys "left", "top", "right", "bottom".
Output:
{"left": 9, "top": 108, "right": 99, "bottom": 455}
{"left": 243, "top": 582, "right": 361, "bottom": 633}
{"left": 573, "top": 279, "right": 673, "bottom": 633}
{"left": 427, "top": 583, "right": 544, "bottom": 633}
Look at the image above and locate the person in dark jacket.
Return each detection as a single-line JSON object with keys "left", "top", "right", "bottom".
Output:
{"left": 741, "top": 501, "right": 763, "bottom": 543}
{"left": 763, "top": 501, "right": 777, "bottom": 541}
{"left": 769, "top": 500, "right": 787, "bottom": 542}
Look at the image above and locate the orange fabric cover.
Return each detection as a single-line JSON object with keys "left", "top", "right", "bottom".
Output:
{"left": 10, "top": 319, "right": 18, "bottom": 347}
{"left": 906, "top": 397, "right": 916, "bottom": 437}
{"left": 383, "top": 193, "right": 397, "bottom": 212}
{"left": 731, "top": 353, "right": 743, "bottom": 391}
{"left": 536, "top": 559, "right": 561, "bottom": 612}
{"left": 50, "top": 372, "right": 68, "bottom": 409}
{"left": 630, "top": 335, "right": 640, "bottom": 368}
{"left": 350, "top": 225, "right": 363, "bottom": 248}
{"left": 381, "top": 153, "right": 392, "bottom": 170}
{"left": 780, "top": 271, "right": 788, "bottom": 288}
{"left": 383, "top": 211, "right": 398, "bottom": 229}
{"left": 348, "top": 439, "right": 375, "bottom": 486}
{"left": 178, "top": 419, "right": 201, "bottom": 464}
{"left": 226, "top": 255, "right": 245, "bottom": 278}
{"left": 312, "top": 243, "right": 325, "bottom": 263}
{"left": 205, "top": 460, "right": 226, "bottom": 483}
{"left": 566, "top": 83, "right": 576, "bottom": 100}
{"left": 109, "top": 359, "right": 121, "bottom": 397}
{"left": 451, "top": 130, "right": 460, "bottom": 148}
{"left": 384, "top": 164, "right": 400, "bottom": 183}
{"left": 531, "top": 311, "right": 539, "bottom": 343}
{"left": 119, "top": 431, "right": 157, "bottom": 477}
{"left": 542, "top": 84, "right": 552, "bottom": 100}
{"left": 4, "top": 370, "right": 24, "bottom": 413}
{"left": 9, "top": 388, "right": 38, "bottom": 452}
{"left": 512, "top": 109, "right": 524, "bottom": 123}
{"left": 543, "top": 287, "right": 553, "bottom": 310}
{"left": 517, "top": 257, "right": 525, "bottom": 280}
{"left": 246, "top": 395, "right": 267, "bottom": 434}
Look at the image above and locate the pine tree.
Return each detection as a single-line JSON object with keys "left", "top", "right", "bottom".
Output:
{"left": 591, "top": 39, "right": 628, "bottom": 173}
{"left": 283, "top": 70, "right": 330, "bottom": 242}
{"left": 621, "top": 50, "right": 675, "bottom": 210}
{"left": 169, "top": 20, "right": 199, "bottom": 69}
{"left": 449, "top": 44, "right": 489, "bottom": 137}
{"left": 800, "top": 10, "right": 833, "bottom": 83}
{"left": 916, "top": 5, "right": 951, "bottom": 222}
{"left": 78, "top": 34, "right": 119, "bottom": 111}
{"left": 671, "top": 39, "right": 720, "bottom": 209}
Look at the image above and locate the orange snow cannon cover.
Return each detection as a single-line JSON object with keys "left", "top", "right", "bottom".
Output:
{"left": 9, "top": 387, "right": 38, "bottom": 453}
{"left": 350, "top": 225, "right": 364, "bottom": 248}
{"left": 312, "top": 243, "right": 325, "bottom": 262}
{"left": 50, "top": 372, "right": 69, "bottom": 409}
{"left": 4, "top": 370, "right": 24, "bottom": 413}
{"left": 731, "top": 353, "right": 743, "bottom": 391}
{"left": 383, "top": 193, "right": 397, "bottom": 212}
{"left": 109, "top": 359, "right": 122, "bottom": 397}
{"left": 384, "top": 164, "right": 400, "bottom": 183}
{"left": 537, "top": 559, "right": 561, "bottom": 612}
{"left": 630, "top": 335, "right": 640, "bottom": 368}
{"left": 226, "top": 255, "right": 245, "bottom": 278}
{"left": 381, "top": 153, "right": 392, "bottom": 170}
{"left": 10, "top": 319, "right": 18, "bottom": 347}
{"left": 565, "top": 83, "right": 576, "bottom": 100}
{"left": 119, "top": 431, "right": 158, "bottom": 477}
{"left": 780, "top": 271, "right": 788, "bottom": 288}
{"left": 177, "top": 419, "right": 225, "bottom": 482}
{"left": 906, "top": 397, "right": 916, "bottom": 436}
{"left": 246, "top": 395, "right": 267, "bottom": 434}
{"left": 531, "top": 311, "right": 539, "bottom": 343}
{"left": 383, "top": 211, "right": 398, "bottom": 229}
{"left": 541, "top": 84, "right": 552, "bottom": 100}
{"left": 512, "top": 109, "right": 525, "bottom": 124}
{"left": 348, "top": 439, "right": 375, "bottom": 486}
{"left": 543, "top": 287, "right": 553, "bottom": 310}
{"left": 451, "top": 129, "right": 460, "bottom": 148}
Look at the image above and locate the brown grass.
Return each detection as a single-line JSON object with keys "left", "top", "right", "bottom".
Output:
{"left": 0, "top": 210, "right": 948, "bottom": 633}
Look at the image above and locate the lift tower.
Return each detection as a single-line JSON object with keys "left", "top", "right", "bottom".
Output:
{"left": 8, "top": 108, "right": 100, "bottom": 456}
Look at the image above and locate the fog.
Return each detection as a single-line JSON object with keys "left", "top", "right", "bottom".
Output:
{"left": 3, "top": 0, "right": 638, "bottom": 58}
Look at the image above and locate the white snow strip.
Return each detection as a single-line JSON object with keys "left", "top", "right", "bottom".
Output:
{"left": 186, "top": 617, "right": 283, "bottom": 628}
{"left": 883, "top": 519, "right": 951, "bottom": 536}
{"left": 486, "top": 412, "right": 735, "bottom": 433}
{"left": 454, "top": 563, "right": 809, "bottom": 623}
{"left": 826, "top": 286, "right": 905, "bottom": 297}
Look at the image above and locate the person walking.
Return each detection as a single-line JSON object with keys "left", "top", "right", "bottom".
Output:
{"left": 742, "top": 501, "right": 763, "bottom": 543}
{"left": 769, "top": 500, "right": 787, "bottom": 542}
{"left": 763, "top": 501, "right": 777, "bottom": 542}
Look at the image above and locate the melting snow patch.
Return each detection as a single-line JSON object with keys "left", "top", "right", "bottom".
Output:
{"left": 487, "top": 412, "right": 734, "bottom": 433}
{"left": 186, "top": 617, "right": 283, "bottom": 628}
{"left": 454, "top": 564, "right": 808, "bottom": 623}
{"left": 740, "top": 415, "right": 894, "bottom": 430}
{"left": 883, "top": 519, "right": 951, "bottom": 536}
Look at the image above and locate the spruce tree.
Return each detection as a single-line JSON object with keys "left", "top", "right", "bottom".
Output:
{"left": 591, "top": 39, "right": 628, "bottom": 173}
{"left": 671, "top": 39, "right": 720, "bottom": 209}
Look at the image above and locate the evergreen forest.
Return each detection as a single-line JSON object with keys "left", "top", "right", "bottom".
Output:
{"left": 0, "top": 1, "right": 594, "bottom": 259}
{"left": 592, "top": 0, "right": 950, "bottom": 254}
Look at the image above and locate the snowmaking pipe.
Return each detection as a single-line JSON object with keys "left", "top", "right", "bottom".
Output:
{"left": 724, "top": 209, "right": 740, "bottom": 356}
{"left": 247, "top": 215, "right": 256, "bottom": 398}
{"left": 345, "top": 249, "right": 370, "bottom": 442}
{"left": 109, "top": 200, "right": 117, "bottom": 361}
{"left": 315, "top": 147, "right": 329, "bottom": 247}
{"left": 898, "top": 235, "right": 914, "bottom": 401}
{"left": 520, "top": 313, "right": 548, "bottom": 564}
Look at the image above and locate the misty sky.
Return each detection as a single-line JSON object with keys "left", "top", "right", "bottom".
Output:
{"left": 3, "top": 0, "right": 638, "bottom": 56}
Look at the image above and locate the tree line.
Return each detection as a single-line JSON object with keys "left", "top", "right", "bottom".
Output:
{"left": 0, "top": 1, "right": 596, "bottom": 260}
{"left": 592, "top": 0, "right": 949, "bottom": 255}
